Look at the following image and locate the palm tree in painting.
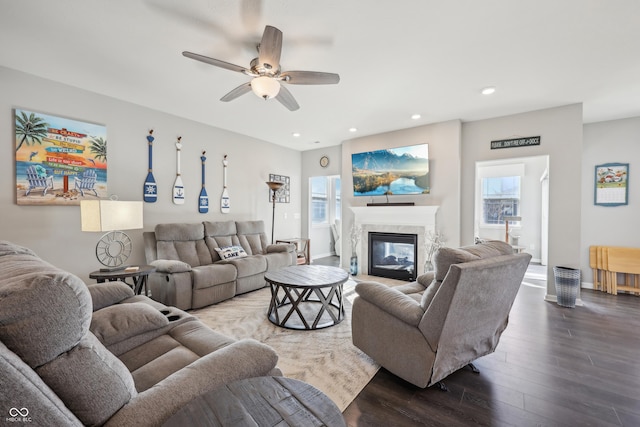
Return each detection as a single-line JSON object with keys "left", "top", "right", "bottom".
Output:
{"left": 15, "top": 111, "right": 49, "bottom": 152}
{"left": 89, "top": 136, "right": 107, "bottom": 162}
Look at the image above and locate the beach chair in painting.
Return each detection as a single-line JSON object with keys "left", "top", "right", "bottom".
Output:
{"left": 74, "top": 169, "right": 98, "bottom": 197}
{"left": 25, "top": 165, "right": 54, "bottom": 196}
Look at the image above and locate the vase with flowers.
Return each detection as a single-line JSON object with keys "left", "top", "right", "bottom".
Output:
{"left": 349, "top": 223, "right": 362, "bottom": 276}
{"left": 424, "top": 230, "right": 445, "bottom": 273}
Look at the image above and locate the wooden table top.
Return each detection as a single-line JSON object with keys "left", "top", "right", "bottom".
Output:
{"left": 162, "top": 376, "right": 346, "bottom": 427}
{"left": 89, "top": 265, "right": 155, "bottom": 280}
{"left": 264, "top": 265, "right": 349, "bottom": 288}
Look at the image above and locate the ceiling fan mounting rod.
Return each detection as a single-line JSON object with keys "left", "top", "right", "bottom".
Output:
{"left": 250, "top": 58, "right": 280, "bottom": 77}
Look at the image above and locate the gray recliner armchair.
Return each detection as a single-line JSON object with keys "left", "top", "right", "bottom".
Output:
{"left": 351, "top": 240, "right": 531, "bottom": 388}
{"left": 0, "top": 241, "right": 280, "bottom": 426}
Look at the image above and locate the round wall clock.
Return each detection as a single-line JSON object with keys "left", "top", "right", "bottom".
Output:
{"left": 320, "top": 156, "right": 330, "bottom": 168}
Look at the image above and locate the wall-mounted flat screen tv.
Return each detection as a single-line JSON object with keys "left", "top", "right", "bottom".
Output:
{"left": 352, "top": 143, "right": 430, "bottom": 196}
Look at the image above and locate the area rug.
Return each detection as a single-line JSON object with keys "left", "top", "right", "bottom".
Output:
{"left": 190, "top": 280, "right": 380, "bottom": 411}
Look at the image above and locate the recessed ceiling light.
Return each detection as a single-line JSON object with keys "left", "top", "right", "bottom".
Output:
{"left": 411, "top": 114, "right": 421, "bottom": 120}
{"left": 292, "top": 132, "right": 301, "bottom": 137}
{"left": 481, "top": 86, "right": 496, "bottom": 95}
{"left": 349, "top": 128, "right": 358, "bottom": 132}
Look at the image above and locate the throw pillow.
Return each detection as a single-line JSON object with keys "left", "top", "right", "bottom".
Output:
{"left": 215, "top": 245, "right": 248, "bottom": 260}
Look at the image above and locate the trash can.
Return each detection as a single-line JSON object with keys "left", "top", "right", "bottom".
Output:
{"left": 553, "top": 266, "right": 580, "bottom": 308}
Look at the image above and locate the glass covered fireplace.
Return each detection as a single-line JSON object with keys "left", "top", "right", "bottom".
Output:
{"left": 368, "top": 232, "right": 417, "bottom": 281}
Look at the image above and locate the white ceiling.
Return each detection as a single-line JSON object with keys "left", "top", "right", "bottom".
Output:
{"left": 2, "top": 1, "right": 640, "bottom": 151}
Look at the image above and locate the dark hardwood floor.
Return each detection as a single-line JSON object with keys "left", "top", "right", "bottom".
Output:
{"left": 314, "top": 256, "right": 640, "bottom": 426}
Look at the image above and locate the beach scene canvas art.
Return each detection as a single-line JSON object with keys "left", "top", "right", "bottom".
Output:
{"left": 15, "top": 109, "right": 107, "bottom": 205}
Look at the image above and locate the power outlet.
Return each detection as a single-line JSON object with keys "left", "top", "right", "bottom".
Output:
{"left": 529, "top": 243, "right": 535, "bottom": 250}
{"left": 283, "top": 212, "right": 288, "bottom": 219}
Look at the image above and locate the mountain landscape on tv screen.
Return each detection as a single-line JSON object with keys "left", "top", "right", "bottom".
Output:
{"left": 352, "top": 148, "right": 430, "bottom": 196}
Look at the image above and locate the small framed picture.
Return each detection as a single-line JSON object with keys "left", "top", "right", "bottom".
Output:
{"left": 268, "top": 173, "right": 290, "bottom": 203}
{"left": 594, "top": 163, "right": 629, "bottom": 206}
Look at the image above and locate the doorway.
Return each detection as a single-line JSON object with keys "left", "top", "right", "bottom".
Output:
{"left": 474, "top": 155, "right": 549, "bottom": 282}
{"left": 308, "top": 175, "right": 341, "bottom": 261}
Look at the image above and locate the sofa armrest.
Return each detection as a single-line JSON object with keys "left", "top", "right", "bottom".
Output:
{"left": 416, "top": 271, "right": 435, "bottom": 287}
{"left": 104, "top": 338, "right": 279, "bottom": 427}
{"left": 150, "top": 259, "right": 192, "bottom": 273}
{"left": 90, "top": 303, "right": 169, "bottom": 346}
{"left": 266, "top": 243, "right": 295, "bottom": 253}
{"left": 355, "top": 281, "right": 424, "bottom": 326}
{"left": 87, "top": 281, "right": 135, "bottom": 311}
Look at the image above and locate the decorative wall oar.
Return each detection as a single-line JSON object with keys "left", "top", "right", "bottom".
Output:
{"left": 143, "top": 130, "right": 157, "bottom": 203}
{"left": 199, "top": 151, "right": 209, "bottom": 213}
{"left": 221, "top": 154, "right": 230, "bottom": 213}
{"left": 173, "top": 136, "right": 185, "bottom": 204}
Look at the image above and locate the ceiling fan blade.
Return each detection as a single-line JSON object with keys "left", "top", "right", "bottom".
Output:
{"left": 258, "top": 25, "right": 283, "bottom": 71}
{"left": 220, "top": 82, "right": 252, "bottom": 102}
{"left": 182, "top": 51, "right": 251, "bottom": 74}
{"left": 280, "top": 71, "right": 340, "bottom": 85}
{"left": 275, "top": 85, "right": 300, "bottom": 111}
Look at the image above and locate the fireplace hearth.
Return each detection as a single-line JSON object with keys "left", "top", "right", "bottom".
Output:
{"left": 350, "top": 205, "right": 439, "bottom": 280}
{"left": 368, "top": 232, "right": 417, "bottom": 281}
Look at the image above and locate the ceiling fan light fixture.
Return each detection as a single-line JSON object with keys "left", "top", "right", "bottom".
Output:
{"left": 251, "top": 76, "right": 280, "bottom": 100}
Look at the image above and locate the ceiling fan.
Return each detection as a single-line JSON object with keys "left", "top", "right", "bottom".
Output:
{"left": 182, "top": 25, "right": 340, "bottom": 111}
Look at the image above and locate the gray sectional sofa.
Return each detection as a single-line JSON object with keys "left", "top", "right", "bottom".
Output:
{"left": 144, "top": 220, "right": 296, "bottom": 310}
{"left": 0, "top": 241, "right": 281, "bottom": 426}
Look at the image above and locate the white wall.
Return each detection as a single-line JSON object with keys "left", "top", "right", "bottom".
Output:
{"left": 461, "top": 104, "right": 583, "bottom": 299}
{"left": 581, "top": 117, "right": 640, "bottom": 285}
{"left": 340, "top": 120, "right": 462, "bottom": 267}
{"left": 1, "top": 66, "right": 302, "bottom": 283}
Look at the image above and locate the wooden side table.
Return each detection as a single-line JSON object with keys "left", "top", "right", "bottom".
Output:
{"left": 276, "top": 237, "right": 310, "bottom": 265}
{"left": 162, "top": 376, "right": 346, "bottom": 427}
{"left": 89, "top": 265, "right": 156, "bottom": 296}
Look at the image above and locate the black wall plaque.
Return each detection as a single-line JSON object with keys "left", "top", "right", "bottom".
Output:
{"left": 490, "top": 136, "right": 541, "bottom": 149}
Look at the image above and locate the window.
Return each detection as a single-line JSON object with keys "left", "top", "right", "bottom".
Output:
{"left": 482, "top": 176, "right": 520, "bottom": 224}
{"left": 311, "top": 176, "right": 328, "bottom": 225}
{"left": 310, "top": 176, "right": 341, "bottom": 226}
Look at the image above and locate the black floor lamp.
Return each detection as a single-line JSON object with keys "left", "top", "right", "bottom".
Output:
{"left": 266, "top": 180, "right": 284, "bottom": 243}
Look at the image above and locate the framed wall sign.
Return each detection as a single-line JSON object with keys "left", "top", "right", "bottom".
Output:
{"left": 594, "top": 163, "right": 629, "bottom": 206}
{"left": 15, "top": 109, "right": 108, "bottom": 205}
{"left": 490, "top": 136, "right": 540, "bottom": 150}
{"left": 268, "top": 173, "right": 290, "bottom": 203}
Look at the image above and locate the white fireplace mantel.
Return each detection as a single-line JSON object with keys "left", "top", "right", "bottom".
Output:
{"left": 350, "top": 205, "right": 440, "bottom": 277}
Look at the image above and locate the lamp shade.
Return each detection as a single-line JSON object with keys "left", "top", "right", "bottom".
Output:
{"left": 81, "top": 200, "right": 143, "bottom": 232}
{"left": 251, "top": 76, "right": 281, "bottom": 100}
{"left": 266, "top": 181, "right": 284, "bottom": 192}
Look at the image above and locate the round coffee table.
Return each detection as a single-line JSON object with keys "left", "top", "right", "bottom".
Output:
{"left": 265, "top": 265, "right": 349, "bottom": 330}
{"left": 162, "top": 376, "right": 346, "bottom": 427}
